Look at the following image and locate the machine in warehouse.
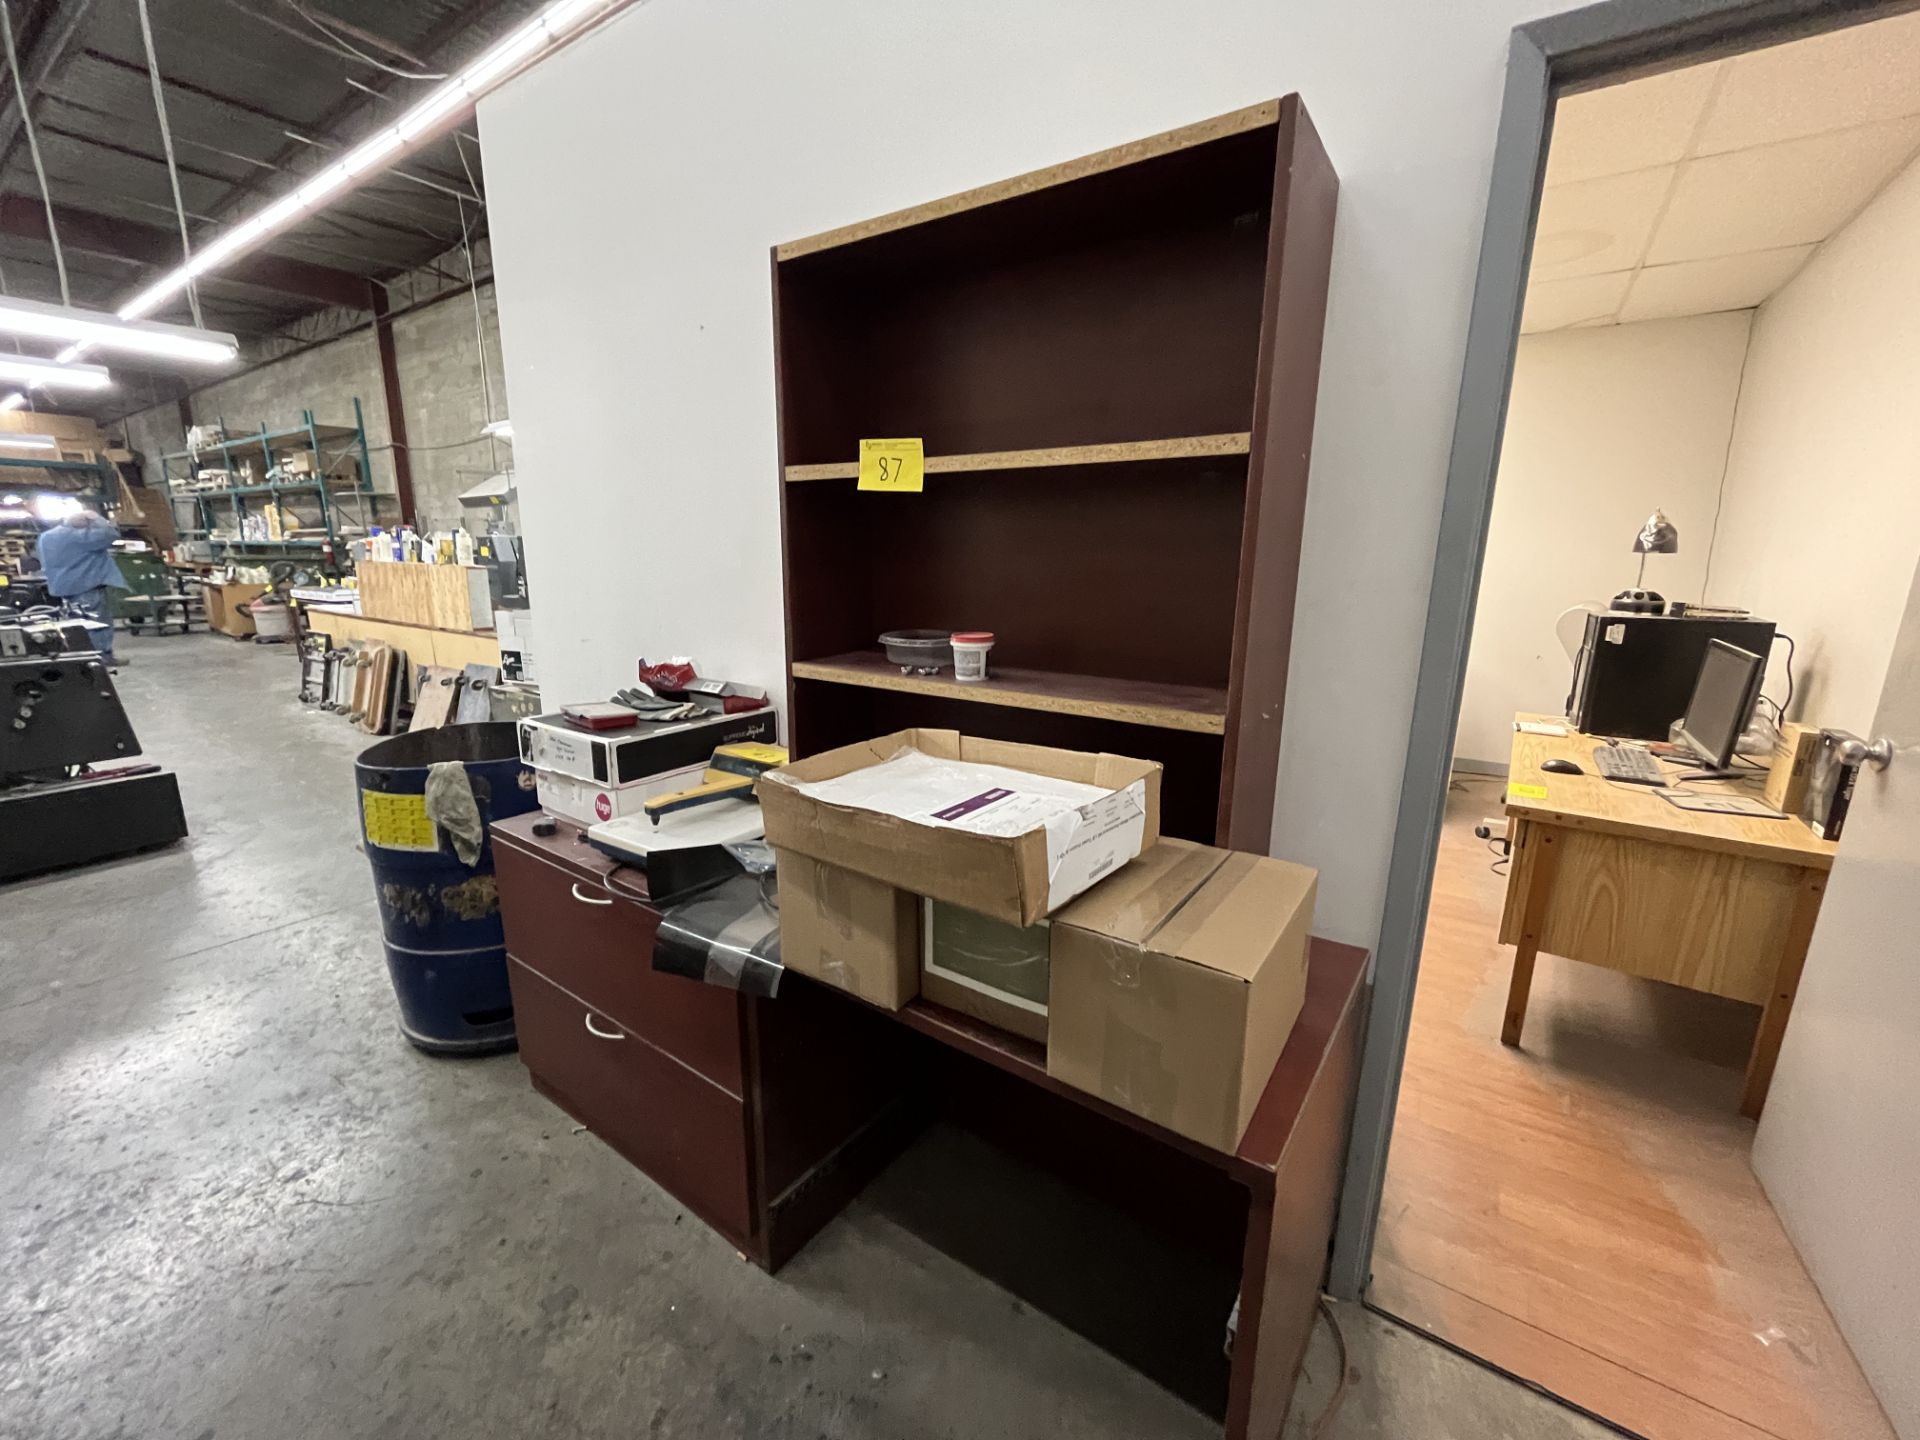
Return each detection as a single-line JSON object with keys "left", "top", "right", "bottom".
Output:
{"left": 0, "top": 614, "right": 187, "bottom": 881}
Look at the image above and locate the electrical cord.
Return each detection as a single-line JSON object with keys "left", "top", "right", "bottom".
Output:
{"left": 286, "top": 2, "right": 448, "bottom": 79}
{"left": 136, "top": 0, "right": 205, "bottom": 329}
{"left": 0, "top": 0, "right": 69, "bottom": 305}
{"left": 1483, "top": 835, "right": 1510, "bottom": 874}
{"left": 1309, "top": 1298, "right": 1352, "bottom": 1439}
{"left": 1774, "top": 631, "right": 1797, "bottom": 718}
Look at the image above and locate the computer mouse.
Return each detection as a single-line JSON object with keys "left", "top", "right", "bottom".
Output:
{"left": 1541, "top": 758, "right": 1584, "bottom": 776}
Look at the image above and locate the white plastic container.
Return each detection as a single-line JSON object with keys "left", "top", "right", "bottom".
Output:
{"left": 950, "top": 630, "right": 995, "bottom": 682}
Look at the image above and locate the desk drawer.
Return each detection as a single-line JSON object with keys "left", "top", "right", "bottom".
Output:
{"left": 511, "top": 959, "right": 754, "bottom": 1243}
{"left": 496, "top": 840, "right": 744, "bottom": 1093}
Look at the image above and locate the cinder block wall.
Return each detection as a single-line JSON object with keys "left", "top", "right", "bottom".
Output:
{"left": 393, "top": 281, "right": 510, "bottom": 530}
{"left": 112, "top": 274, "right": 506, "bottom": 533}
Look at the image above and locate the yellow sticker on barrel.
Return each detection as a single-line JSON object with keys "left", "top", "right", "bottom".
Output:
{"left": 362, "top": 790, "right": 441, "bottom": 852}
{"left": 857, "top": 437, "right": 924, "bottom": 492}
{"left": 1508, "top": 782, "right": 1549, "bottom": 801}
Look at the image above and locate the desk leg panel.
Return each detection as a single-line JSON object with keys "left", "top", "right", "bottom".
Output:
{"left": 1502, "top": 825, "right": 1561, "bottom": 1048}
{"left": 1226, "top": 967, "right": 1367, "bottom": 1440}
{"left": 1741, "top": 870, "right": 1825, "bottom": 1119}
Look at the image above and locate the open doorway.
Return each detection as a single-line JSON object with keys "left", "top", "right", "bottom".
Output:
{"left": 1366, "top": 11, "right": 1920, "bottom": 1440}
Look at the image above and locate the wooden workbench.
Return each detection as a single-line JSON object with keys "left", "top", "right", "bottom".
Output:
{"left": 1499, "top": 714, "right": 1837, "bottom": 1117}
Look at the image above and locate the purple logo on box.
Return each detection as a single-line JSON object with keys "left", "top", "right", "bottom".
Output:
{"left": 932, "top": 787, "right": 1012, "bottom": 822}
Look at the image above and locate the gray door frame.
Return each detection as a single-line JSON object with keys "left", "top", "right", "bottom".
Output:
{"left": 1327, "top": 0, "right": 1920, "bottom": 1300}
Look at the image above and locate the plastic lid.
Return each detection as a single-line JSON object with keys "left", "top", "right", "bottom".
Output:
{"left": 950, "top": 631, "right": 995, "bottom": 644}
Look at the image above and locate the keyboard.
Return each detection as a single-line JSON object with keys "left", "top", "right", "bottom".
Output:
{"left": 1592, "top": 744, "right": 1667, "bottom": 786}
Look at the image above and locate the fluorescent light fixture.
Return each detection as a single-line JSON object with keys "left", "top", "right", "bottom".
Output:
{"left": 0, "top": 294, "right": 236, "bottom": 364}
{"left": 106, "top": 0, "right": 622, "bottom": 327}
{"left": 0, "top": 392, "right": 24, "bottom": 412}
{"left": 31, "top": 493, "right": 82, "bottom": 521}
{"left": 0, "top": 432, "right": 58, "bottom": 450}
{"left": 481, "top": 418, "right": 514, "bottom": 440}
{"left": 0, "top": 356, "right": 111, "bottom": 391}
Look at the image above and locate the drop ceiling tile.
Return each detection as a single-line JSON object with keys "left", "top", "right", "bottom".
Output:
{"left": 1696, "top": 9, "right": 1920, "bottom": 155}
{"left": 1530, "top": 168, "right": 1674, "bottom": 280}
{"left": 1547, "top": 63, "right": 1722, "bottom": 184}
{"left": 1617, "top": 245, "right": 1815, "bottom": 322}
{"left": 1521, "top": 271, "right": 1633, "bottom": 333}
{"left": 1648, "top": 117, "right": 1920, "bottom": 263}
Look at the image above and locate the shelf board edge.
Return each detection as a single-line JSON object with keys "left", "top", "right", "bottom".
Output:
{"left": 790, "top": 657, "right": 1228, "bottom": 735}
{"left": 784, "top": 432, "right": 1252, "bottom": 483}
{"left": 777, "top": 100, "right": 1282, "bottom": 261}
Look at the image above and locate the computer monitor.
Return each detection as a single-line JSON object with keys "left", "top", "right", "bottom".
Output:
{"left": 1676, "top": 639, "right": 1764, "bottom": 770}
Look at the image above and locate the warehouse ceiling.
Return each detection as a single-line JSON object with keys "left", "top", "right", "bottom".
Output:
{"left": 0, "top": 0, "right": 546, "bottom": 416}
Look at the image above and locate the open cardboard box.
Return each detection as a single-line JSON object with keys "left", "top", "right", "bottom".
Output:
{"left": 757, "top": 728, "right": 1161, "bottom": 928}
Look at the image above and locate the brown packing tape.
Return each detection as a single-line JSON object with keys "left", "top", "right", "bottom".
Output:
{"left": 816, "top": 859, "right": 863, "bottom": 999}
{"left": 772, "top": 849, "right": 919, "bottom": 1008}
{"left": 1056, "top": 838, "right": 1226, "bottom": 946}
{"left": 1084, "top": 938, "right": 1249, "bottom": 1148}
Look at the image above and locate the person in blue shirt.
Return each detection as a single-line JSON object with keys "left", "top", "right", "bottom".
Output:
{"left": 36, "top": 510, "right": 127, "bottom": 667}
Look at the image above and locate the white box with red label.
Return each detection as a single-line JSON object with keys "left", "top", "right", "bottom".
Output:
{"left": 533, "top": 763, "right": 705, "bottom": 827}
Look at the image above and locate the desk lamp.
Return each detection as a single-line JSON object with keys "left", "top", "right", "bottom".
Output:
{"left": 1611, "top": 509, "right": 1677, "bottom": 614}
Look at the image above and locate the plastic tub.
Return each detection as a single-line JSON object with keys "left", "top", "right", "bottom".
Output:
{"left": 879, "top": 628, "right": 953, "bottom": 674}
{"left": 951, "top": 631, "right": 995, "bottom": 682}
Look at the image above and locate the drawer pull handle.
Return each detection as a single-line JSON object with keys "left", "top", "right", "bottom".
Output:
{"left": 584, "top": 1013, "right": 623, "bottom": 1041}
{"left": 570, "top": 882, "right": 613, "bottom": 906}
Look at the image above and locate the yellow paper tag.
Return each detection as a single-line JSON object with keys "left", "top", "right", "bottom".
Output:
{"left": 0, "top": 574, "right": 9, "bottom": 586}
{"left": 362, "top": 790, "right": 441, "bottom": 852}
{"left": 857, "top": 438, "right": 924, "bottom": 492}
{"left": 1508, "top": 782, "right": 1549, "bottom": 801}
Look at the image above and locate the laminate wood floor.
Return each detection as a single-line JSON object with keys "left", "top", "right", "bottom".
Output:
{"left": 1373, "top": 774, "right": 1895, "bottom": 1440}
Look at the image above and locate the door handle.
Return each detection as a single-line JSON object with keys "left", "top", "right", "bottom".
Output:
{"left": 570, "top": 882, "right": 613, "bottom": 906}
{"left": 583, "top": 1013, "right": 623, "bottom": 1041}
{"left": 1828, "top": 731, "right": 1895, "bottom": 770}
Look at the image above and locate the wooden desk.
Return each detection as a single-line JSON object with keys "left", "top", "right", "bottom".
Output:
{"left": 1499, "top": 714, "right": 1837, "bottom": 1117}
{"left": 492, "top": 812, "right": 1368, "bottom": 1439}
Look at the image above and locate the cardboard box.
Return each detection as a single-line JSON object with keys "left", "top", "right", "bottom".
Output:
{"left": 519, "top": 708, "right": 776, "bottom": 787}
{"left": 1047, "top": 839, "right": 1317, "bottom": 1152}
{"left": 776, "top": 850, "right": 919, "bottom": 1009}
{"left": 534, "top": 762, "right": 703, "bottom": 827}
{"left": 1764, "top": 722, "right": 1820, "bottom": 815}
{"left": 757, "top": 729, "right": 1160, "bottom": 927}
{"left": 204, "top": 581, "right": 267, "bottom": 638}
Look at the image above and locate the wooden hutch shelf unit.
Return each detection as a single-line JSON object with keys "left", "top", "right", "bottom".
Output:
{"left": 774, "top": 96, "right": 1338, "bottom": 850}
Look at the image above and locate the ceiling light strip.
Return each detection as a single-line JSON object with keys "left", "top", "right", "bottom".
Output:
{"left": 0, "top": 356, "right": 112, "bottom": 391}
{"left": 0, "top": 294, "right": 237, "bottom": 364}
{"left": 116, "top": 0, "right": 629, "bottom": 325}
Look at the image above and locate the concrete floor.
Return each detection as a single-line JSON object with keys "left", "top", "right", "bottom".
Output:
{"left": 0, "top": 633, "right": 1620, "bottom": 1440}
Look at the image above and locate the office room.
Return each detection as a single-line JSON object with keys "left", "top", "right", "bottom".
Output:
{"left": 1372, "top": 13, "right": 1920, "bottom": 1440}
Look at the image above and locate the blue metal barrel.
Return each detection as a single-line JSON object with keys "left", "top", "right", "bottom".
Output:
{"left": 354, "top": 723, "right": 539, "bottom": 1054}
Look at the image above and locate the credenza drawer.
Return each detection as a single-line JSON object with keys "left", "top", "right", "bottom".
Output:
{"left": 495, "top": 839, "right": 744, "bottom": 1094}
{"left": 509, "top": 958, "right": 754, "bottom": 1243}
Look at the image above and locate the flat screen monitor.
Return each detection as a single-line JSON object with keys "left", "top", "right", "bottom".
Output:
{"left": 1677, "top": 639, "right": 1764, "bottom": 770}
